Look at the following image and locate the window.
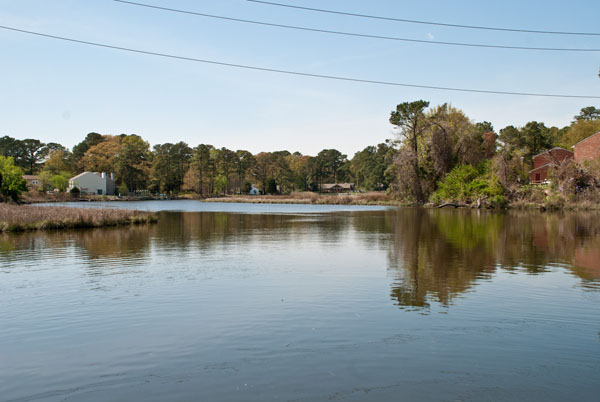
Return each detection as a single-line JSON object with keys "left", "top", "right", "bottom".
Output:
{"left": 97, "top": 189, "right": 103, "bottom": 195}
{"left": 535, "top": 173, "right": 541, "bottom": 182}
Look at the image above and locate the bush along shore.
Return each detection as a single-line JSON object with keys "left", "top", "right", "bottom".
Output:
{"left": 0, "top": 204, "right": 158, "bottom": 232}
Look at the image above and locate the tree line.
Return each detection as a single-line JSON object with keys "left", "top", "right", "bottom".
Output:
{"left": 1, "top": 103, "right": 598, "bottom": 203}
{"left": 0, "top": 132, "right": 393, "bottom": 197}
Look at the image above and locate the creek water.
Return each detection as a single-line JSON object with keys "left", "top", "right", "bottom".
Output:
{"left": 1, "top": 202, "right": 599, "bottom": 401}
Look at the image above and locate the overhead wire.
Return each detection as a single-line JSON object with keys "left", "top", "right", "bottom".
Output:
{"left": 247, "top": 0, "right": 600, "bottom": 37}
{"left": 1, "top": 25, "right": 598, "bottom": 99}
{"left": 113, "top": 0, "right": 600, "bottom": 52}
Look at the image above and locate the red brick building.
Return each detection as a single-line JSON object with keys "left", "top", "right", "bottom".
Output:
{"left": 573, "top": 131, "right": 600, "bottom": 164}
{"left": 528, "top": 147, "right": 573, "bottom": 184}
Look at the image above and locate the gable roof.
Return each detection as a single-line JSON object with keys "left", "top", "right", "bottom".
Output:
{"left": 22, "top": 175, "right": 39, "bottom": 180}
{"left": 70, "top": 172, "right": 115, "bottom": 181}
{"left": 532, "top": 147, "right": 573, "bottom": 160}
{"left": 572, "top": 131, "right": 600, "bottom": 148}
{"left": 323, "top": 183, "right": 354, "bottom": 189}
{"left": 528, "top": 162, "right": 555, "bottom": 174}
{"left": 70, "top": 172, "right": 94, "bottom": 180}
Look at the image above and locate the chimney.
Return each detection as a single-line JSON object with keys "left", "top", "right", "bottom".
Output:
{"left": 101, "top": 172, "right": 106, "bottom": 179}
{"left": 110, "top": 172, "right": 114, "bottom": 181}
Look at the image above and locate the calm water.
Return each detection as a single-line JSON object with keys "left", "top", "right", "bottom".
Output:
{"left": 1, "top": 202, "right": 599, "bottom": 401}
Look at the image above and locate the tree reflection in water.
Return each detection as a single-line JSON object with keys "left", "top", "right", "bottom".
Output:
{"left": 384, "top": 209, "right": 600, "bottom": 309}
{"left": 1, "top": 208, "right": 598, "bottom": 306}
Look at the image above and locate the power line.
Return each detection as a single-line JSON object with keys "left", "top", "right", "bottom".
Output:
{"left": 247, "top": 0, "right": 600, "bottom": 37}
{"left": 114, "top": 0, "right": 600, "bottom": 52}
{"left": 0, "top": 25, "right": 598, "bottom": 99}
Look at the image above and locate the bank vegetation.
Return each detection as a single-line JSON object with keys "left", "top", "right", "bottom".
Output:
{"left": 0, "top": 204, "right": 157, "bottom": 232}
{"left": 199, "top": 191, "right": 394, "bottom": 205}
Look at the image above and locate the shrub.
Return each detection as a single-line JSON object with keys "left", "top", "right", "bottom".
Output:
{"left": 431, "top": 161, "right": 504, "bottom": 204}
{"left": 0, "top": 156, "right": 27, "bottom": 201}
{"left": 490, "top": 194, "right": 508, "bottom": 209}
{"left": 69, "top": 186, "right": 80, "bottom": 197}
{"left": 118, "top": 182, "right": 129, "bottom": 196}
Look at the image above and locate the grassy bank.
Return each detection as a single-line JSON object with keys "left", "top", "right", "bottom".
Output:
{"left": 0, "top": 204, "right": 158, "bottom": 232}
{"left": 21, "top": 191, "right": 169, "bottom": 204}
{"left": 197, "top": 192, "right": 398, "bottom": 205}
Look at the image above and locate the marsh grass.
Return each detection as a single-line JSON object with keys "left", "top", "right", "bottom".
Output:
{"left": 0, "top": 204, "right": 158, "bottom": 232}
{"left": 201, "top": 192, "right": 397, "bottom": 205}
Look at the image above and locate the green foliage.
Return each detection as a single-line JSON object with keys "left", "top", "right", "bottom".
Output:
{"left": 389, "top": 100, "right": 430, "bottom": 135}
{"left": 573, "top": 106, "right": 600, "bottom": 122}
{"left": 559, "top": 119, "right": 600, "bottom": 148}
{"left": 214, "top": 174, "right": 229, "bottom": 195}
{"left": 351, "top": 143, "right": 393, "bottom": 191}
{"left": 44, "top": 150, "right": 75, "bottom": 175}
{"left": 184, "top": 144, "right": 215, "bottom": 195}
{"left": 118, "top": 182, "right": 129, "bottom": 196}
{"left": 499, "top": 122, "right": 563, "bottom": 163}
{"left": 50, "top": 173, "right": 70, "bottom": 192}
{"left": 490, "top": 194, "right": 508, "bottom": 208}
{"left": 151, "top": 142, "right": 192, "bottom": 193}
{"left": 115, "top": 135, "right": 151, "bottom": 192}
{"left": 431, "top": 162, "right": 504, "bottom": 204}
{"left": 72, "top": 132, "right": 104, "bottom": 162}
{"left": 315, "top": 149, "right": 349, "bottom": 185}
{"left": 0, "top": 136, "right": 59, "bottom": 174}
{"left": 39, "top": 171, "right": 71, "bottom": 192}
{"left": 0, "top": 156, "right": 27, "bottom": 201}
{"left": 19, "top": 139, "right": 49, "bottom": 174}
{"left": 266, "top": 178, "right": 278, "bottom": 194}
{"left": 475, "top": 121, "right": 494, "bottom": 134}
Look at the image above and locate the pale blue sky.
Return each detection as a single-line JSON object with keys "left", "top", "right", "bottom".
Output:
{"left": 1, "top": 0, "right": 599, "bottom": 156}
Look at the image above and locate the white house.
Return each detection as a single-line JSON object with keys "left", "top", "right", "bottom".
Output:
{"left": 69, "top": 172, "right": 116, "bottom": 196}
{"left": 248, "top": 185, "right": 260, "bottom": 195}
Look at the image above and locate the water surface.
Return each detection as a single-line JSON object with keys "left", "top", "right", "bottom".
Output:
{"left": 2, "top": 203, "right": 599, "bottom": 401}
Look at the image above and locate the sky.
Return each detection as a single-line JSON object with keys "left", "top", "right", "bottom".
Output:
{"left": 1, "top": 0, "right": 599, "bottom": 156}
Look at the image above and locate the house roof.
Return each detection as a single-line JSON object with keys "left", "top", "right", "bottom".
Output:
{"left": 572, "top": 131, "right": 600, "bottom": 148}
{"left": 528, "top": 162, "right": 555, "bottom": 174}
{"left": 70, "top": 172, "right": 92, "bottom": 180}
{"left": 22, "top": 175, "right": 39, "bottom": 180}
{"left": 532, "top": 147, "right": 573, "bottom": 160}
{"left": 323, "top": 183, "right": 354, "bottom": 189}
{"left": 70, "top": 172, "right": 114, "bottom": 181}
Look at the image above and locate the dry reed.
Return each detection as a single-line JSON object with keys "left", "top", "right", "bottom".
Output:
{"left": 0, "top": 204, "right": 158, "bottom": 232}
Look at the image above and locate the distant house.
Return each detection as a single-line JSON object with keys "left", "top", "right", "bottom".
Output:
{"left": 22, "top": 175, "right": 40, "bottom": 191}
{"left": 322, "top": 183, "right": 355, "bottom": 193}
{"left": 248, "top": 185, "right": 260, "bottom": 195}
{"left": 573, "top": 131, "right": 600, "bottom": 164}
{"left": 68, "top": 172, "right": 115, "bottom": 195}
{"left": 528, "top": 148, "right": 573, "bottom": 184}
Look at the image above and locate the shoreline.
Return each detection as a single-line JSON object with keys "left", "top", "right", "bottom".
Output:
{"left": 17, "top": 192, "right": 600, "bottom": 211}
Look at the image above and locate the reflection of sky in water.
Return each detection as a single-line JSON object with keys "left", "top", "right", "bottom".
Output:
{"left": 1, "top": 207, "right": 599, "bottom": 402}
{"left": 37, "top": 200, "right": 391, "bottom": 213}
